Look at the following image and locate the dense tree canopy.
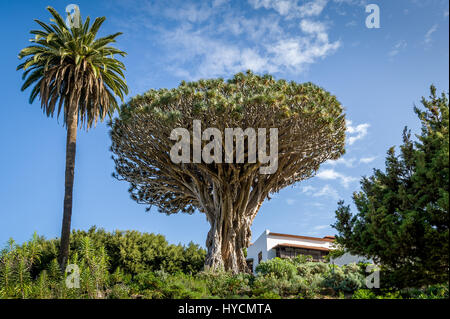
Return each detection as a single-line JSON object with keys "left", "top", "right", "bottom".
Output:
{"left": 111, "top": 71, "right": 346, "bottom": 272}
{"left": 333, "top": 86, "right": 449, "bottom": 287}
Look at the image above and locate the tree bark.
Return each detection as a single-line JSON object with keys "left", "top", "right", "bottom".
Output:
{"left": 58, "top": 104, "right": 78, "bottom": 271}
{"left": 205, "top": 214, "right": 253, "bottom": 273}
{"left": 204, "top": 187, "right": 259, "bottom": 274}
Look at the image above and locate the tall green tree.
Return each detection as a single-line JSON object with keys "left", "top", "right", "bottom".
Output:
{"left": 332, "top": 85, "right": 449, "bottom": 287}
{"left": 17, "top": 6, "right": 128, "bottom": 270}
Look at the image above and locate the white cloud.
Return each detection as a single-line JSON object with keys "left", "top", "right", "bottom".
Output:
{"left": 310, "top": 202, "right": 325, "bottom": 208}
{"left": 315, "top": 185, "right": 339, "bottom": 199}
{"left": 424, "top": 24, "right": 438, "bottom": 45}
{"left": 301, "top": 185, "right": 316, "bottom": 193}
{"left": 162, "top": 13, "right": 340, "bottom": 78}
{"left": 325, "top": 157, "right": 356, "bottom": 167}
{"left": 300, "top": 19, "right": 327, "bottom": 34}
{"left": 332, "top": 0, "right": 367, "bottom": 5}
{"left": 164, "top": 27, "right": 276, "bottom": 78}
{"left": 286, "top": 198, "right": 297, "bottom": 205}
{"left": 297, "top": 0, "right": 328, "bottom": 17}
{"left": 346, "top": 120, "right": 370, "bottom": 145}
{"left": 164, "top": 3, "right": 214, "bottom": 23}
{"left": 249, "top": 0, "right": 328, "bottom": 19}
{"left": 118, "top": 0, "right": 347, "bottom": 79}
{"left": 267, "top": 32, "right": 340, "bottom": 73}
{"left": 388, "top": 40, "right": 407, "bottom": 57}
{"left": 213, "top": 0, "right": 229, "bottom": 7}
{"left": 316, "top": 169, "right": 358, "bottom": 188}
{"left": 301, "top": 184, "right": 339, "bottom": 199}
{"left": 360, "top": 156, "right": 377, "bottom": 164}
{"left": 313, "top": 224, "right": 329, "bottom": 230}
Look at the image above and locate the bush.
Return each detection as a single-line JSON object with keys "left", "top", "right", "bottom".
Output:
{"left": 255, "top": 291, "right": 281, "bottom": 299}
{"left": 1, "top": 231, "right": 448, "bottom": 299}
{"left": 352, "top": 289, "right": 376, "bottom": 299}
{"left": 402, "top": 284, "right": 449, "bottom": 299}
{"left": 21, "top": 227, "right": 206, "bottom": 278}
{"left": 108, "top": 284, "right": 131, "bottom": 299}
{"left": 69, "top": 227, "right": 206, "bottom": 275}
{"left": 255, "top": 257, "right": 298, "bottom": 279}
{"left": 197, "top": 270, "right": 252, "bottom": 298}
{"left": 322, "top": 263, "right": 365, "bottom": 292}
{"left": 252, "top": 274, "right": 303, "bottom": 297}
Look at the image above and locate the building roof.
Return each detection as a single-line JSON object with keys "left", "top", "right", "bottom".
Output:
{"left": 268, "top": 232, "right": 335, "bottom": 242}
{"left": 274, "top": 243, "right": 330, "bottom": 252}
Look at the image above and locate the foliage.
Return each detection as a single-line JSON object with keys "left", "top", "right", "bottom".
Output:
{"left": 1, "top": 231, "right": 447, "bottom": 299}
{"left": 403, "top": 284, "right": 449, "bottom": 299}
{"left": 255, "top": 257, "right": 298, "bottom": 279}
{"left": 252, "top": 274, "right": 303, "bottom": 297}
{"left": 27, "top": 227, "right": 206, "bottom": 276}
{"left": 351, "top": 289, "right": 376, "bottom": 299}
{"left": 254, "top": 257, "right": 365, "bottom": 297}
{"left": 17, "top": 5, "right": 129, "bottom": 270}
{"left": 197, "top": 270, "right": 253, "bottom": 297}
{"left": 322, "top": 264, "right": 365, "bottom": 292}
{"left": 110, "top": 71, "right": 346, "bottom": 272}
{"left": 333, "top": 85, "right": 449, "bottom": 288}
{"left": 17, "top": 6, "right": 128, "bottom": 129}
{"left": 352, "top": 285, "right": 449, "bottom": 299}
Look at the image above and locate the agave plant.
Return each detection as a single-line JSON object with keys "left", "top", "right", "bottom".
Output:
{"left": 17, "top": 6, "right": 128, "bottom": 270}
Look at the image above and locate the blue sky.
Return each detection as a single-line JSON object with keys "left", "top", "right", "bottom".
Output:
{"left": 0, "top": 0, "right": 448, "bottom": 248}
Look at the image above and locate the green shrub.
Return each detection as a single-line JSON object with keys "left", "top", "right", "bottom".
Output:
{"left": 402, "top": 284, "right": 449, "bottom": 299}
{"left": 378, "top": 290, "right": 402, "bottom": 299}
{"left": 2, "top": 231, "right": 448, "bottom": 299}
{"left": 352, "top": 289, "right": 376, "bottom": 299}
{"left": 255, "top": 291, "right": 282, "bottom": 299}
{"left": 252, "top": 273, "right": 303, "bottom": 297}
{"left": 322, "top": 263, "right": 365, "bottom": 292}
{"left": 108, "top": 284, "right": 131, "bottom": 299}
{"left": 197, "top": 270, "right": 252, "bottom": 298}
{"left": 255, "top": 257, "right": 297, "bottom": 279}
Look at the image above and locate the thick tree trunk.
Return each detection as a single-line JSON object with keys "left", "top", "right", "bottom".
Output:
{"left": 204, "top": 195, "right": 258, "bottom": 273}
{"left": 58, "top": 104, "right": 78, "bottom": 271}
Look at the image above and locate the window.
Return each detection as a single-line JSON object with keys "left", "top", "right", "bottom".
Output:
{"left": 258, "top": 251, "right": 262, "bottom": 263}
{"left": 275, "top": 246, "right": 329, "bottom": 262}
{"left": 246, "top": 259, "right": 253, "bottom": 271}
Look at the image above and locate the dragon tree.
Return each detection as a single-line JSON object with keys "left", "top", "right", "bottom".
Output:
{"left": 110, "top": 71, "right": 346, "bottom": 273}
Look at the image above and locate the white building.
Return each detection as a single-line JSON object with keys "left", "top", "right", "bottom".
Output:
{"left": 246, "top": 229, "right": 370, "bottom": 273}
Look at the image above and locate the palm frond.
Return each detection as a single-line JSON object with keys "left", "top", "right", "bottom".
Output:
{"left": 17, "top": 6, "right": 128, "bottom": 130}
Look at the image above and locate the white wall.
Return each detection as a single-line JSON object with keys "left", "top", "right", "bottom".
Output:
{"left": 246, "top": 229, "right": 371, "bottom": 273}
{"left": 246, "top": 229, "right": 269, "bottom": 273}
{"left": 247, "top": 230, "right": 333, "bottom": 272}
{"left": 266, "top": 234, "right": 332, "bottom": 261}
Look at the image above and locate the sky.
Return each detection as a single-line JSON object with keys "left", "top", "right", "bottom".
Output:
{"left": 0, "top": 0, "right": 448, "bottom": 248}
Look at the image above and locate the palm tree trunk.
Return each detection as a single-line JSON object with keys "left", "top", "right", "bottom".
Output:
{"left": 58, "top": 104, "right": 78, "bottom": 271}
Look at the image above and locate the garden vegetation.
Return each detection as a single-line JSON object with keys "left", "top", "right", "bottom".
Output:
{"left": 1, "top": 228, "right": 447, "bottom": 299}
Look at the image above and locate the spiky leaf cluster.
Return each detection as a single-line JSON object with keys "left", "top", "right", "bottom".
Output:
{"left": 111, "top": 71, "right": 346, "bottom": 217}
{"left": 17, "top": 6, "right": 128, "bottom": 129}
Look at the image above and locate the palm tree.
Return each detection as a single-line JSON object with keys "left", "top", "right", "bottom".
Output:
{"left": 17, "top": 6, "right": 128, "bottom": 270}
